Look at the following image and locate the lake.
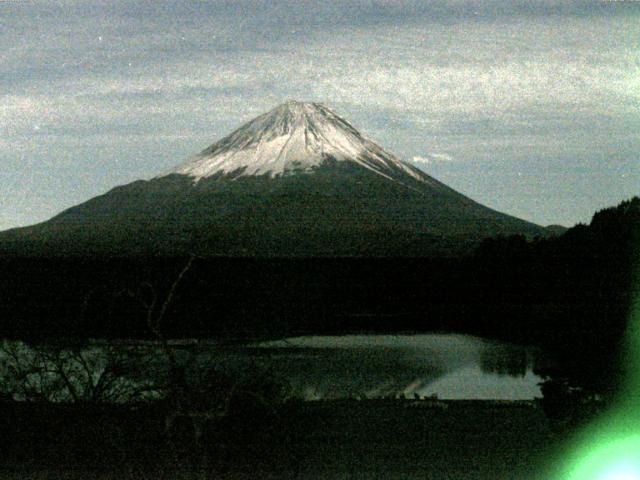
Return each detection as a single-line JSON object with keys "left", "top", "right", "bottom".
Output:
{"left": 237, "top": 334, "right": 543, "bottom": 400}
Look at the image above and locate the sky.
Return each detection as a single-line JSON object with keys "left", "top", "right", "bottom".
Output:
{"left": 1, "top": 0, "right": 639, "bottom": 230}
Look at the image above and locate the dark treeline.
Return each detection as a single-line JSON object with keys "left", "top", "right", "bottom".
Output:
{"left": 1, "top": 197, "right": 638, "bottom": 399}
{"left": 473, "top": 196, "right": 639, "bottom": 398}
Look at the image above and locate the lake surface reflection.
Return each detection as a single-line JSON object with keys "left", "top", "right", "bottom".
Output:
{"left": 235, "top": 334, "right": 543, "bottom": 400}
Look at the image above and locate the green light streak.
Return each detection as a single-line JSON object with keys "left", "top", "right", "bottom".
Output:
{"left": 565, "top": 435, "right": 640, "bottom": 480}
{"left": 557, "top": 257, "right": 640, "bottom": 479}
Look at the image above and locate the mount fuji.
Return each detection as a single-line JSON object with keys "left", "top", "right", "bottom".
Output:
{"left": 0, "top": 101, "right": 547, "bottom": 256}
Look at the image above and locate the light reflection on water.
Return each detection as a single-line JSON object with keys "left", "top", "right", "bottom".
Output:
{"left": 248, "top": 334, "right": 542, "bottom": 400}
{"left": 419, "top": 364, "right": 542, "bottom": 400}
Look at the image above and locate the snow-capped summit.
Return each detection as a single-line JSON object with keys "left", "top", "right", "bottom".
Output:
{"left": 167, "top": 100, "right": 424, "bottom": 183}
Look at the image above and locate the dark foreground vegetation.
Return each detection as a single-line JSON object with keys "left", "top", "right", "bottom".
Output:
{"left": 0, "top": 398, "right": 556, "bottom": 480}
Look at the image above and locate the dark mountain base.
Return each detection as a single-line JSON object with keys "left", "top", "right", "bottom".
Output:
{"left": 0, "top": 164, "right": 546, "bottom": 257}
{"left": 0, "top": 255, "right": 476, "bottom": 339}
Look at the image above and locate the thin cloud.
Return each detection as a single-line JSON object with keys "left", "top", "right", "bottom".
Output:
{"left": 412, "top": 153, "right": 455, "bottom": 165}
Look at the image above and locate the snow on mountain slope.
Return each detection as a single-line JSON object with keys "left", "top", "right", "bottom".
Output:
{"left": 166, "top": 100, "right": 428, "bottom": 185}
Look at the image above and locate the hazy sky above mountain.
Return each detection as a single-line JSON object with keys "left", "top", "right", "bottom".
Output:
{"left": 1, "top": 0, "right": 639, "bottom": 229}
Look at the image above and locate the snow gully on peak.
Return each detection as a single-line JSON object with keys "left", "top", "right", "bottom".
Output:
{"left": 166, "top": 101, "right": 428, "bottom": 184}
